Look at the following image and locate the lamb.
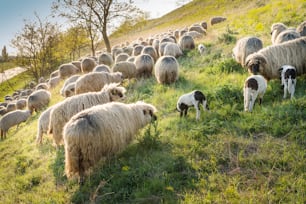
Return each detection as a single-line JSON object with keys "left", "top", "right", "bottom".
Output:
{"left": 176, "top": 90, "right": 209, "bottom": 120}
{"left": 134, "top": 54, "right": 154, "bottom": 78}
{"left": 270, "top": 22, "right": 287, "bottom": 44}
{"left": 27, "top": 89, "right": 51, "bottom": 113}
{"left": 63, "top": 101, "right": 157, "bottom": 184}
{"left": 75, "top": 72, "right": 123, "bottom": 94}
{"left": 36, "top": 106, "right": 53, "bottom": 144}
{"left": 245, "top": 37, "right": 306, "bottom": 80}
{"left": 98, "top": 53, "right": 113, "bottom": 66}
{"left": 178, "top": 35, "right": 195, "bottom": 52}
{"left": 154, "top": 55, "right": 179, "bottom": 84}
{"left": 0, "top": 109, "right": 31, "bottom": 139}
{"left": 163, "top": 42, "right": 183, "bottom": 58}
{"left": 279, "top": 65, "right": 297, "bottom": 99}
{"left": 49, "top": 83, "right": 126, "bottom": 146}
{"left": 232, "top": 36, "right": 263, "bottom": 67}
{"left": 210, "top": 16, "right": 227, "bottom": 25}
{"left": 198, "top": 44, "right": 206, "bottom": 56}
{"left": 243, "top": 75, "right": 267, "bottom": 112}
{"left": 81, "top": 57, "right": 97, "bottom": 73}
{"left": 112, "top": 61, "right": 137, "bottom": 79}
{"left": 274, "top": 29, "right": 300, "bottom": 44}
{"left": 58, "top": 63, "right": 79, "bottom": 79}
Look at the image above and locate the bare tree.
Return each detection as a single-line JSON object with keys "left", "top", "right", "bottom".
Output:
{"left": 53, "top": 0, "right": 143, "bottom": 53}
{"left": 11, "top": 13, "right": 60, "bottom": 80}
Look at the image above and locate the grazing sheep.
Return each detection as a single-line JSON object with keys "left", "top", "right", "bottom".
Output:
{"left": 134, "top": 54, "right": 154, "bottom": 78}
{"left": 80, "top": 57, "right": 96, "bottom": 73}
{"left": 188, "top": 25, "right": 206, "bottom": 35}
{"left": 178, "top": 35, "right": 195, "bottom": 52}
{"left": 245, "top": 37, "right": 306, "bottom": 80}
{"left": 50, "top": 70, "right": 59, "bottom": 78}
{"left": 62, "top": 82, "right": 76, "bottom": 98}
{"left": 164, "top": 42, "right": 183, "bottom": 58}
{"left": 210, "top": 16, "right": 227, "bottom": 25}
{"left": 111, "top": 47, "right": 123, "bottom": 59}
{"left": 297, "top": 21, "right": 306, "bottom": 36}
{"left": 0, "top": 110, "right": 31, "bottom": 139}
{"left": 279, "top": 65, "right": 297, "bottom": 99}
{"left": 132, "top": 45, "right": 144, "bottom": 56}
{"left": 71, "top": 61, "right": 82, "bottom": 72}
{"left": 201, "top": 21, "right": 208, "bottom": 30}
{"left": 152, "top": 39, "right": 160, "bottom": 56}
{"left": 243, "top": 75, "right": 267, "bottom": 112}
{"left": 176, "top": 90, "right": 209, "bottom": 121}
{"left": 154, "top": 55, "right": 179, "bottom": 84}
{"left": 36, "top": 106, "right": 53, "bottom": 144}
{"left": 92, "top": 64, "right": 111, "bottom": 73}
{"left": 60, "top": 75, "right": 81, "bottom": 97}
{"left": 98, "top": 53, "right": 113, "bottom": 66}
{"left": 48, "top": 76, "right": 61, "bottom": 89}
{"left": 183, "top": 31, "right": 204, "bottom": 39}
{"left": 112, "top": 61, "right": 137, "bottom": 79}
{"left": 160, "top": 37, "right": 175, "bottom": 44}
{"left": 0, "top": 106, "right": 7, "bottom": 116}
{"left": 122, "top": 46, "right": 133, "bottom": 56}
{"left": 59, "top": 63, "right": 79, "bottom": 79}
{"left": 232, "top": 36, "right": 263, "bottom": 67}
{"left": 63, "top": 101, "right": 157, "bottom": 184}
{"left": 27, "top": 89, "right": 51, "bottom": 113}
{"left": 127, "top": 56, "right": 135, "bottom": 63}
{"left": 198, "top": 44, "right": 206, "bottom": 55}
{"left": 16, "top": 98, "right": 27, "bottom": 110}
{"left": 6, "top": 102, "right": 17, "bottom": 113}
{"left": 115, "top": 53, "right": 129, "bottom": 63}
{"left": 50, "top": 83, "right": 126, "bottom": 146}
{"left": 75, "top": 72, "right": 123, "bottom": 94}
{"left": 158, "top": 42, "right": 170, "bottom": 57}
{"left": 274, "top": 29, "right": 300, "bottom": 44}
{"left": 141, "top": 46, "right": 158, "bottom": 62}
{"left": 35, "top": 83, "right": 49, "bottom": 90}
{"left": 270, "top": 22, "right": 287, "bottom": 44}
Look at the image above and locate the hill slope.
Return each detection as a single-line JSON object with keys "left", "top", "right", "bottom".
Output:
{"left": 0, "top": 0, "right": 305, "bottom": 203}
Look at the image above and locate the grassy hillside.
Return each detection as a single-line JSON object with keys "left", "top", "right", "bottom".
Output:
{"left": 0, "top": 0, "right": 305, "bottom": 203}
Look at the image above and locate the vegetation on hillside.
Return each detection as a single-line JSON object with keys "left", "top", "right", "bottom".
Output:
{"left": 0, "top": 0, "right": 305, "bottom": 203}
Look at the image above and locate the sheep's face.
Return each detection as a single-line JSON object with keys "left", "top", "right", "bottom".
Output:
{"left": 109, "top": 88, "right": 126, "bottom": 102}
{"left": 142, "top": 108, "right": 157, "bottom": 122}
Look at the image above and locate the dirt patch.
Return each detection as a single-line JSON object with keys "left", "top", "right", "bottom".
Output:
{"left": 0, "top": 67, "right": 27, "bottom": 84}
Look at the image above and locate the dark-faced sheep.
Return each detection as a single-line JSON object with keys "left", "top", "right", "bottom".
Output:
{"left": 134, "top": 54, "right": 154, "bottom": 78}
{"left": 75, "top": 72, "right": 123, "bottom": 94}
{"left": 177, "top": 90, "right": 209, "bottom": 121}
{"left": 63, "top": 101, "right": 157, "bottom": 184}
{"left": 49, "top": 83, "right": 126, "bottom": 146}
{"left": 232, "top": 36, "right": 263, "bottom": 67}
{"left": 279, "top": 65, "right": 297, "bottom": 99}
{"left": 0, "top": 110, "right": 31, "bottom": 139}
{"left": 245, "top": 37, "right": 306, "bottom": 80}
{"left": 154, "top": 55, "right": 179, "bottom": 84}
{"left": 243, "top": 75, "right": 267, "bottom": 112}
{"left": 27, "top": 89, "right": 51, "bottom": 113}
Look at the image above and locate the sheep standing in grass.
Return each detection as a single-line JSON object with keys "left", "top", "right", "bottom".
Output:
{"left": 198, "top": 44, "right": 206, "bottom": 55}
{"left": 63, "top": 101, "right": 157, "bottom": 184}
{"left": 274, "top": 29, "right": 300, "bottom": 44}
{"left": 48, "top": 76, "right": 61, "bottom": 89}
{"left": 243, "top": 75, "right": 267, "bottom": 112}
{"left": 134, "top": 54, "right": 154, "bottom": 78}
{"left": 36, "top": 106, "right": 53, "bottom": 144}
{"left": 245, "top": 37, "right": 306, "bottom": 80}
{"left": 93, "top": 65, "right": 111, "bottom": 73}
{"left": 16, "top": 98, "right": 27, "bottom": 110}
{"left": 178, "top": 35, "right": 195, "bottom": 52}
{"left": 59, "top": 63, "right": 79, "bottom": 79}
{"left": 176, "top": 90, "right": 209, "bottom": 120}
{"left": 141, "top": 46, "right": 158, "bottom": 62}
{"left": 164, "top": 42, "right": 183, "bottom": 58}
{"left": 112, "top": 61, "right": 136, "bottom": 79}
{"left": 279, "top": 65, "right": 297, "bottom": 99}
{"left": 270, "top": 22, "right": 287, "bottom": 44}
{"left": 75, "top": 72, "right": 123, "bottom": 94}
{"left": 27, "top": 89, "right": 51, "bottom": 113}
{"left": 81, "top": 57, "right": 97, "bottom": 73}
{"left": 60, "top": 75, "right": 80, "bottom": 97}
{"left": 210, "top": 16, "right": 227, "bottom": 25}
{"left": 49, "top": 83, "right": 126, "bottom": 146}
{"left": 0, "top": 110, "right": 31, "bottom": 139}
{"left": 98, "top": 53, "right": 113, "bottom": 66}
{"left": 154, "top": 55, "right": 179, "bottom": 84}
{"left": 232, "top": 36, "right": 263, "bottom": 67}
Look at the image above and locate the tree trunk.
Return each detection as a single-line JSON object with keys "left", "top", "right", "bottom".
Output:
{"left": 102, "top": 30, "right": 111, "bottom": 53}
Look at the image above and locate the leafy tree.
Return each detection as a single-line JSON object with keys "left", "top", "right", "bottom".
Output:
{"left": 1, "top": 46, "right": 9, "bottom": 62}
{"left": 11, "top": 13, "right": 61, "bottom": 80}
{"left": 53, "top": 0, "right": 143, "bottom": 53}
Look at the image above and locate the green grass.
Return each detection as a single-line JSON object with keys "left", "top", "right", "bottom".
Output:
{"left": 0, "top": 0, "right": 305, "bottom": 203}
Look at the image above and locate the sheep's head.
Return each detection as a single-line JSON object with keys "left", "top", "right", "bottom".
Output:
{"left": 105, "top": 83, "right": 126, "bottom": 102}
{"left": 245, "top": 53, "right": 267, "bottom": 75}
{"left": 136, "top": 101, "right": 157, "bottom": 123}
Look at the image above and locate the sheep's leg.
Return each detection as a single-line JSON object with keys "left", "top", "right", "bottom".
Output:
{"left": 283, "top": 84, "right": 288, "bottom": 99}
{"left": 0, "top": 130, "right": 3, "bottom": 140}
{"left": 194, "top": 102, "right": 200, "bottom": 120}
{"left": 249, "top": 94, "right": 257, "bottom": 112}
{"left": 184, "top": 108, "right": 188, "bottom": 117}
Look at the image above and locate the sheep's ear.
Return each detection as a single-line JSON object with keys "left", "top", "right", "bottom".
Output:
{"left": 278, "top": 67, "right": 283, "bottom": 73}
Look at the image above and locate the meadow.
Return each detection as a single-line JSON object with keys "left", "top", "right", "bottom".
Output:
{"left": 0, "top": 0, "right": 305, "bottom": 203}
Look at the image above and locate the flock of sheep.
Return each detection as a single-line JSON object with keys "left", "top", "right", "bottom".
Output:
{"left": 0, "top": 16, "right": 305, "bottom": 184}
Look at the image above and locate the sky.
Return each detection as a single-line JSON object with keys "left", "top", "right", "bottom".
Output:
{"left": 0, "top": 0, "right": 189, "bottom": 55}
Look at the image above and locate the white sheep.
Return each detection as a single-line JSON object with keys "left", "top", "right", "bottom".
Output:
{"left": 27, "top": 89, "right": 51, "bottom": 113}
{"left": 63, "top": 101, "right": 157, "bottom": 184}
{"left": 279, "top": 65, "right": 297, "bottom": 99}
{"left": 198, "top": 44, "right": 206, "bottom": 55}
{"left": 0, "top": 110, "right": 31, "bottom": 139}
{"left": 243, "top": 75, "right": 267, "bottom": 112}
{"left": 60, "top": 75, "right": 80, "bottom": 97}
{"left": 176, "top": 90, "right": 209, "bottom": 120}
{"left": 75, "top": 72, "right": 123, "bottom": 94}
{"left": 49, "top": 83, "right": 126, "bottom": 146}
{"left": 154, "top": 55, "right": 179, "bottom": 84}
{"left": 36, "top": 106, "right": 53, "bottom": 144}
{"left": 59, "top": 63, "right": 79, "bottom": 79}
